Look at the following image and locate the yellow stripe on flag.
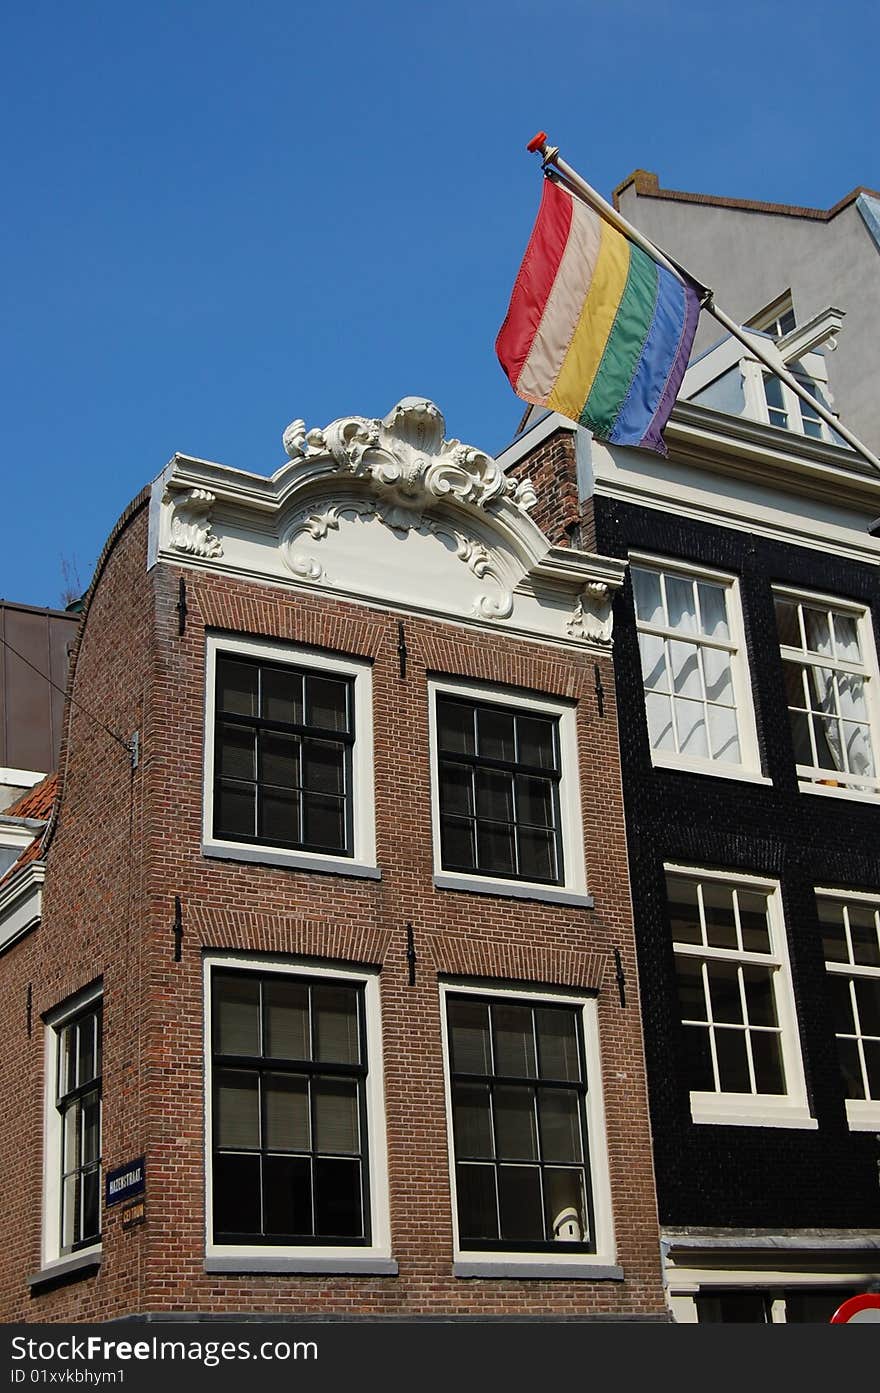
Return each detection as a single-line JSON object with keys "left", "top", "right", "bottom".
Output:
{"left": 548, "top": 219, "right": 631, "bottom": 422}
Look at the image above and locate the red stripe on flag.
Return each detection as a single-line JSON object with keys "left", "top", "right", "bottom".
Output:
{"left": 496, "top": 178, "right": 574, "bottom": 393}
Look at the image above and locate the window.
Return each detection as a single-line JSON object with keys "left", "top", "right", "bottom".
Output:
{"left": 631, "top": 559, "right": 762, "bottom": 780}
{"left": 774, "top": 590, "right": 880, "bottom": 798}
{"left": 665, "top": 868, "right": 813, "bottom": 1127}
{"left": 428, "top": 678, "right": 589, "bottom": 906}
{"left": 817, "top": 892, "right": 880, "bottom": 1129}
{"left": 42, "top": 986, "right": 102, "bottom": 1267}
{"left": 203, "top": 634, "right": 377, "bottom": 877}
{"left": 204, "top": 957, "right": 393, "bottom": 1274}
{"left": 762, "top": 368, "right": 838, "bottom": 443}
{"left": 748, "top": 294, "right": 797, "bottom": 340}
{"left": 440, "top": 982, "right": 617, "bottom": 1277}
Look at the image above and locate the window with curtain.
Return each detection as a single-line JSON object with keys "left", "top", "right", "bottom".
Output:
{"left": 774, "top": 592, "right": 879, "bottom": 795}
{"left": 632, "top": 562, "right": 759, "bottom": 776}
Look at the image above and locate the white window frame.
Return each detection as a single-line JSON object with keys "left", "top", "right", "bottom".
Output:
{"left": 746, "top": 291, "right": 796, "bottom": 339}
{"left": 630, "top": 554, "right": 767, "bottom": 785}
{"left": 202, "top": 632, "right": 379, "bottom": 878}
{"left": 427, "top": 675, "right": 591, "bottom": 907}
{"left": 816, "top": 888, "right": 880, "bottom": 1131}
{"left": 665, "top": 864, "right": 815, "bottom": 1129}
{"left": 759, "top": 365, "right": 838, "bottom": 444}
{"left": 773, "top": 586, "right": 880, "bottom": 803}
{"left": 203, "top": 952, "right": 394, "bottom": 1275}
{"left": 41, "top": 982, "right": 103, "bottom": 1272}
{"left": 438, "top": 978, "right": 618, "bottom": 1280}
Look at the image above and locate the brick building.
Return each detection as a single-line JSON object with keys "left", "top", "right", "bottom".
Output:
{"left": 0, "top": 397, "right": 667, "bottom": 1321}
{"left": 507, "top": 338, "right": 880, "bottom": 1321}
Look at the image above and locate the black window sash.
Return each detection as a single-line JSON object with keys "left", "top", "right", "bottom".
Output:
{"left": 56, "top": 1005, "right": 102, "bottom": 1253}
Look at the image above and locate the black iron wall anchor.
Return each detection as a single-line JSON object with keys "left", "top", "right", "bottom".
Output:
{"left": 172, "top": 895, "right": 184, "bottom": 962}
{"left": 405, "top": 922, "right": 417, "bottom": 986}
{"left": 176, "top": 576, "right": 188, "bottom": 636}
{"left": 613, "top": 947, "right": 627, "bottom": 1008}
{"left": 397, "top": 621, "right": 408, "bottom": 681}
{"left": 594, "top": 662, "right": 605, "bottom": 718}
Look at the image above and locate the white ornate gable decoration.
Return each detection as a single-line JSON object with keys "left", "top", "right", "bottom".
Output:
{"left": 153, "top": 397, "right": 624, "bottom": 650}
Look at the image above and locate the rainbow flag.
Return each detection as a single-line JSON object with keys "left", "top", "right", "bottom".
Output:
{"left": 496, "top": 177, "right": 701, "bottom": 455}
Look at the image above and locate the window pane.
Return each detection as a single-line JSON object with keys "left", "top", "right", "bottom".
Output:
{"left": 476, "top": 822, "right": 515, "bottom": 876}
{"left": 439, "top": 764, "right": 473, "bottom": 816}
{"left": 645, "top": 691, "right": 675, "bottom": 752}
{"left": 675, "top": 957, "right": 706, "bottom": 1021}
{"left": 832, "top": 613, "right": 861, "bottom": 663}
{"left": 774, "top": 598, "right": 801, "bottom": 648}
{"left": 477, "top": 706, "right": 516, "bottom": 761}
{"left": 682, "top": 1025, "right": 715, "bottom": 1092}
{"left": 261, "top": 666, "right": 302, "bottom": 724}
{"left": 438, "top": 699, "right": 475, "bottom": 754}
{"left": 215, "top": 976, "right": 261, "bottom": 1055}
{"left": 78, "top": 1016, "right": 97, "bottom": 1087}
{"left": 864, "top": 1040, "right": 880, "bottom": 1099}
{"left": 836, "top": 1038, "right": 863, "bottom": 1099}
{"left": 493, "top": 1086, "right": 538, "bottom": 1160}
{"left": 81, "top": 1168, "right": 100, "bottom": 1244}
{"left": 742, "top": 966, "right": 778, "bottom": 1027}
{"left": 81, "top": 1092, "right": 101, "bottom": 1165}
{"left": 62, "top": 1173, "right": 78, "bottom": 1250}
{"left": 476, "top": 769, "right": 514, "bottom": 822}
{"left": 449, "top": 999, "right": 491, "bottom": 1074}
{"left": 802, "top": 608, "right": 833, "bottom": 656}
{"left": 697, "top": 1290, "right": 770, "bottom": 1324}
{"left": 538, "top": 1089, "right": 583, "bottom": 1163}
{"left": 714, "top": 1030, "right": 751, "bottom": 1092}
{"left": 782, "top": 660, "right": 808, "bottom": 709}
{"left": 259, "top": 787, "right": 299, "bottom": 844}
{"left": 263, "top": 1154, "right": 312, "bottom": 1236}
{"left": 61, "top": 1024, "right": 77, "bottom": 1096}
{"left": 837, "top": 674, "right": 868, "bottom": 721}
{"left": 535, "top": 1008, "right": 581, "bottom": 1082}
{"left": 260, "top": 731, "right": 298, "bottom": 788}
{"left": 828, "top": 976, "right": 856, "bottom": 1035}
{"left": 302, "top": 740, "right": 345, "bottom": 795}
{"left": 855, "top": 979, "right": 880, "bottom": 1037}
{"left": 639, "top": 632, "right": 668, "bottom": 692}
{"left": 674, "top": 698, "right": 708, "bottom": 758}
{"left": 665, "top": 576, "right": 697, "bottom": 634}
{"left": 848, "top": 906, "right": 880, "bottom": 968}
{"left": 697, "top": 583, "right": 730, "bottom": 640}
{"left": 632, "top": 567, "right": 663, "bottom": 624}
{"left": 667, "top": 876, "right": 702, "bottom": 944}
{"left": 440, "top": 816, "right": 475, "bottom": 870}
{"left": 452, "top": 1083, "right": 493, "bottom": 1158}
{"left": 707, "top": 962, "right": 743, "bottom": 1025}
{"left": 668, "top": 640, "right": 702, "bottom": 698}
{"left": 707, "top": 705, "right": 740, "bottom": 764}
{"left": 218, "top": 724, "right": 256, "bottom": 780}
{"left": 314, "top": 1157, "right": 362, "bottom": 1239}
{"left": 63, "top": 1106, "right": 79, "bottom": 1175}
{"left": 215, "top": 783, "right": 255, "bottom": 838}
{"left": 517, "top": 716, "right": 557, "bottom": 769}
{"left": 213, "top": 1154, "right": 261, "bottom": 1235}
{"left": 456, "top": 1163, "right": 497, "bottom": 1241}
{"left": 302, "top": 793, "right": 346, "bottom": 851}
{"left": 306, "top": 675, "right": 349, "bottom": 732}
{"left": 516, "top": 776, "right": 554, "bottom": 827}
{"left": 785, "top": 1289, "right": 861, "bottom": 1324}
{"left": 264, "top": 1074, "right": 309, "bottom": 1151}
{"left": 264, "top": 979, "right": 309, "bottom": 1060}
{"left": 493, "top": 1004, "right": 536, "bottom": 1078}
{"left": 702, "top": 647, "right": 734, "bottom": 704}
{"left": 217, "top": 659, "right": 258, "bottom": 717}
{"left": 738, "top": 892, "right": 771, "bottom": 955}
{"left": 788, "top": 709, "right": 813, "bottom": 765}
{"left": 817, "top": 900, "right": 849, "bottom": 963}
{"left": 702, "top": 883, "right": 738, "bottom": 949}
{"left": 313, "top": 985, "right": 360, "bottom": 1064}
{"left": 498, "top": 1166, "right": 544, "bottom": 1242}
{"left": 750, "top": 1032, "right": 785, "bottom": 1094}
{"left": 544, "top": 1168, "right": 588, "bottom": 1243}
{"left": 314, "top": 1078, "right": 360, "bottom": 1155}
{"left": 216, "top": 1070, "right": 260, "bottom": 1149}
{"left": 517, "top": 828, "right": 556, "bottom": 883}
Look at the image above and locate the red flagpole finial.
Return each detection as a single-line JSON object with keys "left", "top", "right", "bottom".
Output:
{"left": 526, "top": 132, "right": 547, "bottom": 153}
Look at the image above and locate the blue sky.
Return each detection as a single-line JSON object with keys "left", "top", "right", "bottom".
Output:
{"left": 2, "top": 0, "right": 878, "bottom": 607}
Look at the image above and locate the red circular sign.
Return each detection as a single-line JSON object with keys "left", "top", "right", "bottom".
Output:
{"left": 830, "top": 1293, "right": 880, "bottom": 1323}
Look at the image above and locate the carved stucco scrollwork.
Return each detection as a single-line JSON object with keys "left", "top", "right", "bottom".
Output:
{"left": 282, "top": 500, "right": 376, "bottom": 583}
{"left": 165, "top": 487, "right": 223, "bottom": 558}
{"left": 281, "top": 396, "right": 535, "bottom": 516}
{"left": 567, "top": 582, "right": 613, "bottom": 645}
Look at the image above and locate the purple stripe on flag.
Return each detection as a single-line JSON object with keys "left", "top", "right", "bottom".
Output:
{"left": 637, "top": 281, "right": 701, "bottom": 455}
{"left": 607, "top": 265, "right": 684, "bottom": 449}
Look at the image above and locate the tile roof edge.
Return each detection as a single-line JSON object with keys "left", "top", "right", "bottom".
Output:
{"left": 611, "top": 169, "right": 880, "bottom": 222}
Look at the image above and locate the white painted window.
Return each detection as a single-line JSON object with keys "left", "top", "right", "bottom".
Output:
{"left": 439, "top": 979, "right": 617, "bottom": 1278}
{"left": 762, "top": 368, "right": 839, "bottom": 444}
{"left": 774, "top": 589, "right": 880, "bottom": 799}
{"left": 42, "top": 985, "right": 102, "bottom": 1267}
{"left": 665, "top": 867, "right": 814, "bottom": 1128}
{"left": 816, "top": 891, "right": 880, "bottom": 1130}
{"left": 427, "top": 677, "right": 590, "bottom": 907}
{"left": 202, "top": 633, "right": 378, "bottom": 878}
{"left": 204, "top": 954, "right": 393, "bottom": 1274}
{"left": 631, "top": 557, "right": 763, "bottom": 782}
{"left": 747, "top": 293, "right": 797, "bottom": 340}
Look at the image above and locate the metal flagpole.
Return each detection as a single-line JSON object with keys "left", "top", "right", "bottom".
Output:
{"left": 527, "top": 133, "right": 880, "bottom": 476}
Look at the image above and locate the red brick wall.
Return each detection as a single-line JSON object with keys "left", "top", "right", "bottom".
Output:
{"left": 0, "top": 488, "right": 665, "bottom": 1320}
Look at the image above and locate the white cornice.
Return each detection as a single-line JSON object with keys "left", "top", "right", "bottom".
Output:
{"left": 0, "top": 861, "right": 44, "bottom": 954}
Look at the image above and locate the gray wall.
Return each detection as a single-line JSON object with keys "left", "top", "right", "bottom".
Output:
{"left": 616, "top": 185, "right": 880, "bottom": 452}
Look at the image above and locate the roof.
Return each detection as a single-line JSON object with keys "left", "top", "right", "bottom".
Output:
{"left": 612, "top": 169, "right": 880, "bottom": 222}
{"left": 4, "top": 772, "right": 58, "bottom": 822}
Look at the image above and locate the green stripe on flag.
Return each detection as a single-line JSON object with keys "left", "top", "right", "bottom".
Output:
{"left": 581, "top": 245, "right": 659, "bottom": 435}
